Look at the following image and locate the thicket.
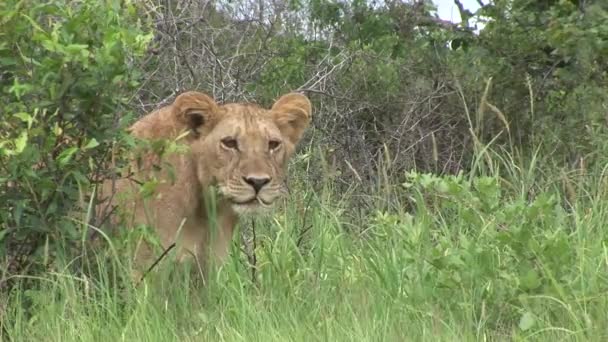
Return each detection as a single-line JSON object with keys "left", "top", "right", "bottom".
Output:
{"left": 1, "top": 0, "right": 607, "bottom": 323}
{"left": 0, "top": 0, "right": 152, "bottom": 289}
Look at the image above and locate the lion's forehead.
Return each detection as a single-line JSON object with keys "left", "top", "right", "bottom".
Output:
{"left": 221, "top": 103, "right": 267, "bottom": 118}
{"left": 215, "top": 104, "right": 281, "bottom": 138}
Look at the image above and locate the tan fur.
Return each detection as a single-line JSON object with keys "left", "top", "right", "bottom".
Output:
{"left": 97, "top": 91, "right": 312, "bottom": 280}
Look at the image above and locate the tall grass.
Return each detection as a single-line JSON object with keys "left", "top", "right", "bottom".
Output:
{"left": 3, "top": 145, "right": 608, "bottom": 342}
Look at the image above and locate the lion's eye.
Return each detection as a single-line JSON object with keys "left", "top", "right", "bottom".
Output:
{"left": 221, "top": 138, "right": 238, "bottom": 150}
{"left": 269, "top": 140, "right": 281, "bottom": 151}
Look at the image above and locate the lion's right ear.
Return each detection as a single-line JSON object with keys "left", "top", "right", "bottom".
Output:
{"left": 173, "top": 91, "right": 219, "bottom": 137}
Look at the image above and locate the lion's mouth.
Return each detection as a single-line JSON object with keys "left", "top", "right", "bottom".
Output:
{"left": 231, "top": 197, "right": 271, "bottom": 206}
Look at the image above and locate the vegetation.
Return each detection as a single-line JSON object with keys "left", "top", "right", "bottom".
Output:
{"left": 2, "top": 0, "right": 608, "bottom": 340}
{"left": 0, "top": 0, "right": 152, "bottom": 286}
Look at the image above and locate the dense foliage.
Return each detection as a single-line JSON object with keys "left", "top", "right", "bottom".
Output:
{"left": 0, "top": 0, "right": 152, "bottom": 284}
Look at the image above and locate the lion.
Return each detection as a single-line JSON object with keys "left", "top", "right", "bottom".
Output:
{"left": 96, "top": 91, "right": 312, "bottom": 281}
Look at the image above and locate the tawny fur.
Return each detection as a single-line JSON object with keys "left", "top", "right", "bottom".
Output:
{"left": 96, "top": 91, "right": 311, "bottom": 280}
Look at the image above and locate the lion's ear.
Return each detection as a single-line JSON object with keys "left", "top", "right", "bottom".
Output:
{"left": 271, "top": 93, "right": 312, "bottom": 145}
{"left": 173, "top": 91, "right": 219, "bottom": 136}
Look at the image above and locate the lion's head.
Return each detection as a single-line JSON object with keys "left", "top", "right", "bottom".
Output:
{"left": 129, "top": 91, "right": 312, "bottom": 214}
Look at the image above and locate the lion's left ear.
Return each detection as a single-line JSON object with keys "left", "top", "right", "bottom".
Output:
{"left": 271, "top": 93, "right": 312, "bottom": 145}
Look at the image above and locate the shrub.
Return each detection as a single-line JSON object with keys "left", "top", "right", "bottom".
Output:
{"left": 0, "top": 0, "right": 152, "bottom": 288}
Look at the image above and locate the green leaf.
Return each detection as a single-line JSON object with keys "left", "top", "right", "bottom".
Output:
{"left": 40, "top": 38, "right": 58, "bottom": 53}
{"left": 65, "top": 44, "right": 89, "bottom": 55}
{"left": 14, "top": 131, "right": 28, "bottom": 154}
{"left": 83, "top": 138, "right": 99, "bottom": 150}
{"left": 14, "top": 112, "right": 31, "bottom": 122}
{"left": 518, "top": 311, "right": 536, "bottom": 331}
{"left": 57, "top": 147, "right": 78, "bottom": 166}
{"left": 0, "top": 56, "right": 17, "bottom": 66}
{"left": 14, "top": 112, "right": 35, "bottom": 129}
{"left": 0, "top": 228, "right": 9, "bottom": 242}
{"left": 519, "top": 268, "right": 542, "bottom": 290}
{"left": 139, "top": 179, "right": 159, "bottom": 199}
{"left": 0, "top": 141, "right": 9, "bottom": 156}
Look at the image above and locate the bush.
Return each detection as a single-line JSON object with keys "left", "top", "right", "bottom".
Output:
{"left": 0, "top": 0, "right": 152, "bottom": 288}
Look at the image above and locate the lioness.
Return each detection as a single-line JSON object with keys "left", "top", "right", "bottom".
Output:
{"left": 97, "top": 91, "right": 311, "bottom": 280}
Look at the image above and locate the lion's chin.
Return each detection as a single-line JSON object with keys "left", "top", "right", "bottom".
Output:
{"left": 230, "top": 197, "right": 273, "bottom": 215}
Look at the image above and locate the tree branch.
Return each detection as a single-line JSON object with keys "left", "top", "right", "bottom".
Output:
{"left": 453, "top": 0, "right": 473, "bottom": 26}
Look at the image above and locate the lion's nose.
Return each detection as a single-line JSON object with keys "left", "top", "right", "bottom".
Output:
{"left": 243, "top": 175, "right": 271, "bottom": 193}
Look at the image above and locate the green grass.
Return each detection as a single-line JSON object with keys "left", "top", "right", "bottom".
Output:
{"left": 3, "top": 150, "right": 608, "bottom": 341}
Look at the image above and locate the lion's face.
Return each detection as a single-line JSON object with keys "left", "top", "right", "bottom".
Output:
{"left": 169, "top": 91, "right": 312, "bottom": 213}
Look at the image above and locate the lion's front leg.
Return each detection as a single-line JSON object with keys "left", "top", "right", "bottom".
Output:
{"left": 206, "top": 208, "right": 238, "bottom": 269}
